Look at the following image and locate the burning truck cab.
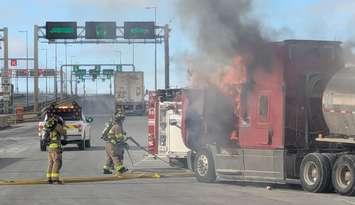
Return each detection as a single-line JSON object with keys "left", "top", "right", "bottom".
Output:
{"left": 181, "top": 40, "right": 355, "bottom": 195}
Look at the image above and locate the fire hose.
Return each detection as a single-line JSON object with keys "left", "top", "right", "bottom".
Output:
{"left": 124, "top": 136, "right": 190, "bottom": 169}
{"left": 0, "top": 171, "right": 193, "bottom": 186}
{"left": 0, "top": 136, "right": 192, "bottom": 186}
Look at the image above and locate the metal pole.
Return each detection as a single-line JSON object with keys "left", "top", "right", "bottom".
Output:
{"left": 55, "top": 43, "right": 58, "bottom": 99}
{"left": 65, "top": 44, "right": 67, "bottom": 96}
{"left": 164, "top": 24, "right": 170, "bottom": 89}
{"left": 60, "top": 65, "right": 64, "bottom": 99}
{"left": 16, "top": 75, "right": 18, "bottom": 94}
{"left": 45, "top": 48, "right": 48, "bottom": 104}
{"left": 119, "top": 52, "right": 122, "bottom": 65}
{"left": 26, "top": 31, "right": 29, "bottom": 106}
{"left": 146, "top": 6, "right": 158, "bottom": 90}
{"left": 2, "top": 28, "right": 8, "bottom": 80}
{"left": 132, "top": 42, "right": 135, "bottom": 66}
{"left": 154, "top": 7, "right": 157, "bottom": 90}
{"left": 70, "top": 56, "right": 74, "bottom": 95}
{"left": 83, "top": 79, "right": 86, "bottom": 97}
{"left": 75, "top": 77, "right": 78, "bottom": 96}
{"left": 19, "top": 30, "right": 28, "bottom": 106}
{"left": 2, "top": 28, "right": 10, "bottom": 113}
{"left": 96, "top": 80, "right": 98, "bottom": 95}
{"left": 110, "top": 77, "right": 112, "bottom": 96}
{"left": 33, "top": 25, "right": 39, "bottom": 112}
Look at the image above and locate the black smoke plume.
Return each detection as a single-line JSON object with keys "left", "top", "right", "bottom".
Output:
{"left": 177, "top": 0, "right": 272, "bottom": 70}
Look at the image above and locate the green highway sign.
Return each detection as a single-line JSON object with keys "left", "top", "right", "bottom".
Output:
{"left": 85, "top": 22, "right": 116, "bottom": 39}
{"left": 116, "top": 65, "right": 122, "bottom": 72}
{"left": 43, "top": 69, "right": 56, "bottom": 76}
{"left": 102, "top": 69, "right": 114, "bottom": 76}
{"left": 29, "top": 69, "right": 37, "bottom": 76}
{"left": 46, "top": 22, "right": 77, "bottom": 39}
{"left": 124, "top": 22, "right": 155, "bottom": 39}
{"left": 94, "top": 65, "right": 101, "bottom": 74}
{"left": 75, "top": 69, "right": 86, "bottom": 76}
{"left": 73, "top": 65, "right": 80, "bottom": 73}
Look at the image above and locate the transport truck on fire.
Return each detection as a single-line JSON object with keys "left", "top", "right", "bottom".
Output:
{"left": 114, "top": 71, "right": 145, "bottom": 115}
{"left": 181, "top": 40, "right": 355, "bottom": 196}
{"left": 147, "top": 89, "right": 190, "bottom": 168}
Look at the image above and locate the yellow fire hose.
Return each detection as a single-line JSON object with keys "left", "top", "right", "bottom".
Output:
{"left": 0, "top": 171, "right": 193, "bottom": 186}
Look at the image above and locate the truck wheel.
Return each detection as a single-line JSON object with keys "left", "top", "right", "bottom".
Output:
{"left": 78, "top": 140, "right": 85, "bottom": 150}
{"left": 300, "top": 153, "right": 331, "bottom": 193}
{"left": 322, "top": 153, "right": 337, "bottom": 192}
{"left": 194, "top": 149, "right": 216, "bottom": 183}
{"left": 40, "top": 140, "right": 47, "bottom": 152}
{"left": 332, "top": 155, "right": 355, "bottom": 196}
{"left": 85, "top": 140, "right": 91, "bottom": 148}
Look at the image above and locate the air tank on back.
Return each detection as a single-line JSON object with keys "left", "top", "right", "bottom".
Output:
{"left": 323, "top": 66, "right": 355, "bottom": 136}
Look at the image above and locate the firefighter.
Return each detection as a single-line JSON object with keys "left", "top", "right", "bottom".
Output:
{"left": 102, "top": 110, "right": 128, "bottom": 175}
{"left": 44, "top": 104, "right": 65, "bottom": 184}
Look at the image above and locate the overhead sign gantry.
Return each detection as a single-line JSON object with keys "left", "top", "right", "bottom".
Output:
{"left": 33, "top": 21, "right": 171, "bottom": 112}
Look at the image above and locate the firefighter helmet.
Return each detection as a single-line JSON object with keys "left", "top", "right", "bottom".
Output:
{"left": 114, "top": 110, "right": 125, "bottom": 122}
{"left": 46, "top": 103, "right": 57, "bottom": 117}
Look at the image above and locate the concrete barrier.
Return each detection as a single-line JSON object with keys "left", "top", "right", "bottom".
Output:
{"left": 0, "top": 115, "right": 10, "bottom": 129}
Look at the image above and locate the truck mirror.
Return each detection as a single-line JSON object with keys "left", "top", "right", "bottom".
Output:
{"left": 86, "top": 117, "right": 94, "bottom": 123}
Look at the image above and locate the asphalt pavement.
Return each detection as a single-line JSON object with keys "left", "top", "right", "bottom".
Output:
{"left": 1, "top": 95, "right": 355, "bottom": 205}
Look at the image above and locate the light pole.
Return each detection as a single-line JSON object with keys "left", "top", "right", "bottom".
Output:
{"left": 19, "top": 30, "right": 29, "bottom": 106}
{"left": 55, "top": 43, "right": 58, "bottom": 100}
{"left": 64, "top": 44, "right": 72, "bottom": 96}
{"left": 70, "top": 56, "right": 75, "bottom": 95}
{"left": 146, "top": 6, "right": 157, "bottom": 90}
{"left": 115, "top": 50, "right": 122, "bottom": 65}
{"left": 41, "top": 48, "right": 48, "bottom": 104}
{"left": 113, "top": 50, "right": 122, "bottom": 96}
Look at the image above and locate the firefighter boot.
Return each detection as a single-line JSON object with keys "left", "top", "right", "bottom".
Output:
{"left": 103, "top": 166, "right": 113, "bottom": 174}
{"left": 103, "top": 169, "right": 113, "bottom": 174}
{"left": 52, "top": 179, "right": 63, "bottom": 185}
{"left": 119, "top": 167, "right": 129, "bottom": 174}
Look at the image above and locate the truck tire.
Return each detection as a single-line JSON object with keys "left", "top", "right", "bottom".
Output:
{"left": 85, "top": 139, "right": 91, "bottom": 148}
{"left": 194, "top": 149, "right": 216, "bottom": 183}
{"left": 322, "top": 153, "right": 337, "bottom": 192}
{"left": 332, "top": 155, "right": 355, "bottom": 196}
{"left": 300, "top": 153, "right": 331, "bottom": 193}
{"left": 78, "top": 140, "right": 85, "bottom": 150}
{"left": 40, "top": 140, "right": 47, "bottom": 152}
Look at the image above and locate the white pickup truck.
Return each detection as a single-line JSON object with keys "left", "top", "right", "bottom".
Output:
{"left": 38, "top": 101, "right": 93, "bottom": 151}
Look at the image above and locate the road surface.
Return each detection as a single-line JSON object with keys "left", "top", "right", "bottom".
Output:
{"left": 1, "top": 95, "right": 355, "bottom": 205}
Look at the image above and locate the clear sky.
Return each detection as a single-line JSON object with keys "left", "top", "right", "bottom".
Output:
{"left": 1, "top": 0, "right": 355, "bottom": 94}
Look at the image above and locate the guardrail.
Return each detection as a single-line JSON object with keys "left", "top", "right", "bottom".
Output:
{"left": 0, "top": 96, "right": 78, "bottom": 129}
{"left": 0, "top": 115, "right": 10, "bottom": 129}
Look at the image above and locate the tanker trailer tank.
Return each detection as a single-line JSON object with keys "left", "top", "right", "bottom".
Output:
{"left": 322, "top": 66, "right": 355, "bottom": 138}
